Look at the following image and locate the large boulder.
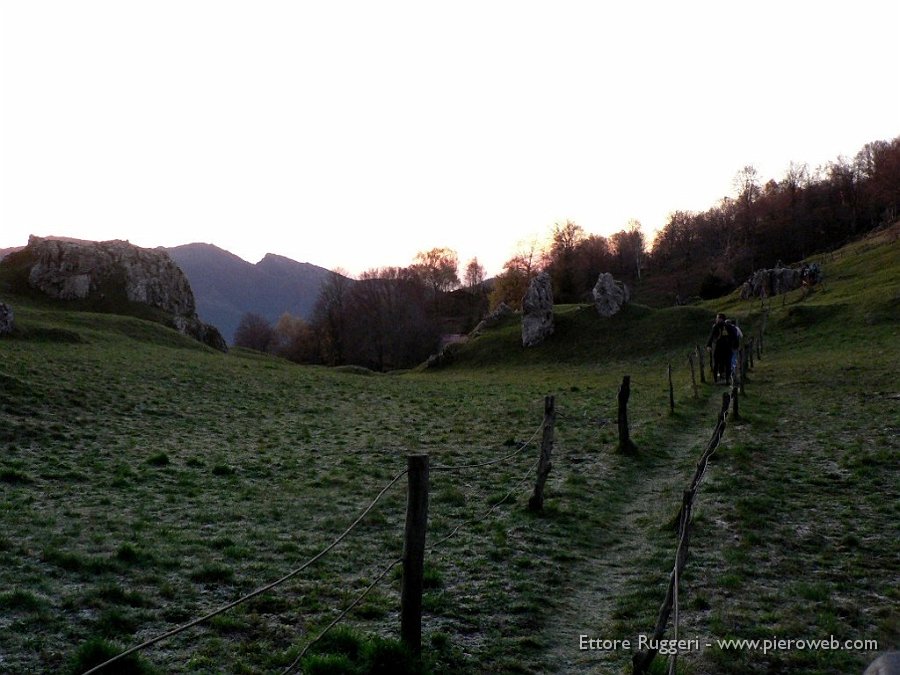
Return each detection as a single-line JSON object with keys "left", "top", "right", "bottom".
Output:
{"left": 592, "top": 273, "right": 630, "bottom": 317}
{"left": 20, "top": 236, "right": 226, "bottom": 351}
{"left": 864, "top": 652, "right": 900, "bottom": 675}
{"left": 0, "top": 302, "right": 13, "bottom": 336}
{"left": 521, "top": 272, "right": 554, "bottom": 347}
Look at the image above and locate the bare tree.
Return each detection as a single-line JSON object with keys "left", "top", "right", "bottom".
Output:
{"left": 233, "top": 312, "right": 273, "bottom": 352}
{"left": 411, "top": 247, "right": 460, "bottom": 296}
{"left": 610, "top": 220, "right": 645, "bottom": 280}
{"left": 464, "top": 257, "right": 486, "bottom": 293}
{"left": 311, "top": 268, "right": 353, "bottom": 365}
{"left": 545, "top": 220, "right": 586, "bottom": 302}
{"left": 271, "top": 312, "right": 318, "bottom": 363}
{"left": 488, "top": 244, "right": 542, "bottom": 310}
{"left": 342, "top": 267, "right": 439, "bottom": 371}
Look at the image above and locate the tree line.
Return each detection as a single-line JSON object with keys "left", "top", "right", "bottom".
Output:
{"left": 236, "top": 135, "right": 899, "bottom": 369}
{"left": 648, "top": 136, "right": 900, "bottom": 301}
{"left": 234, "top": 248, "right": 488, "bottom": 371}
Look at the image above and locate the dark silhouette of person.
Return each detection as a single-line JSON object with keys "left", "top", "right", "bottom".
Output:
{"left": 706, "top": 313, "right": 738, "bottom": 384}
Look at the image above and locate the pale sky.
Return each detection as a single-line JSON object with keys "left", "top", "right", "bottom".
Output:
{"left": 2, "top": 1, "right": 898, "bottom": 277}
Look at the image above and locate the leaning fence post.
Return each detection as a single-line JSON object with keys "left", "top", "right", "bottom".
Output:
{"left": 668, "top": 364, "right": 675, "bottom": 412}
{"left": 633, "top": 489, "right": 696, "bottom": 675}
{"left": 617, "top": 376, "right": 637, "bottom": 453}
{"left": 401, "top": 454, "right": 429, "bottom": 654}
{"left": 696, "top": 345, "right": 706, "bottom": 384}
{"left": 529, "top": 396, "right": 555, "bottom": 512}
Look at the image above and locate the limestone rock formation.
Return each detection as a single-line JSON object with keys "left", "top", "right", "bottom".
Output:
{"left": 521, "top": 272, "right": 554, "bottom": 347}
{"left": 592, "top": 273, "right": 630, "bottom": 317}
{"left": 739, "top": 267, "right": 801, "bottom": 300}
{"left": 0, "top": 302, "right": 13, "bottom": 336}
{"left": 470, "top": 302, "right": 513, "bottom": 337}
{"left": 20, "top": 236, "right": 226, "bottom": 351}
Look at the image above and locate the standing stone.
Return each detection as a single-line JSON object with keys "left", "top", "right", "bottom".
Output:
{"left": 592, "top": 273, "right": 630, "bottom": 317}
{"left": 522, "top": 272, "right": 554, "bottom": 347}
{"left": 0, "top": 302, "right": 13, "bottom": 336}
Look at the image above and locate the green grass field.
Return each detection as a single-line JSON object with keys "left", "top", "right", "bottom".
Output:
{"left": 1, "top": 227, "right": 897, "bottom": 674}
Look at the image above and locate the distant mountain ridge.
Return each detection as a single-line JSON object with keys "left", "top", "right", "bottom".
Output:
{"left": 0, "top": 246, "right": 24, "bottom": 260}
{"left": 166, "top": 243, "right": 333, "bottom": 344}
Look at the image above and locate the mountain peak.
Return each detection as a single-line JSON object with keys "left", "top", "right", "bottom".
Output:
{"left": 255, "top": 252, "right": 316, "bottom": 274}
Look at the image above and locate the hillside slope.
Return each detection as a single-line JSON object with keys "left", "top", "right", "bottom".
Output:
{"left": 0, "top": 227, "right": 896, "bottom": 674}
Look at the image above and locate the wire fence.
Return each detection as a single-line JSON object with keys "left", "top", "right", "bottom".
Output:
{"left": 631, "top": 393, "right": 732, "bottom": 675}
{"left": 81, "top": 320, "right": 766, "bottom": 674}
{"left": 632, "top": 315, "right": 767, "bottom": 675}
{"left": 81, "top": 417, "right": 547, "bottom": 675}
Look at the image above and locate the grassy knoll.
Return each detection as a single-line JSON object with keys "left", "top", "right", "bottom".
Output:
{"left": 1, "top": 227, "right": 897, "bottom": 674}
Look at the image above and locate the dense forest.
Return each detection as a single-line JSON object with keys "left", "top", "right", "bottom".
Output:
{"left": 646, "top": 136, "right": 900, "bottom": 303}
{"left": 237, "top": 136, "right": 899, "bottom": 370}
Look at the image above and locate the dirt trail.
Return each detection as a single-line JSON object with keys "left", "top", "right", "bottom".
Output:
{"left": 541, "top": 395, "right": 726, "bottom": 673}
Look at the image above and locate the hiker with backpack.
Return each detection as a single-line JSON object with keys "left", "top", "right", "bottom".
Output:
{"left": 706, "top": 313, "right": 739, "bottom": 384}
{"left": 726, "top": 318, "right": 743, "bottom": 378}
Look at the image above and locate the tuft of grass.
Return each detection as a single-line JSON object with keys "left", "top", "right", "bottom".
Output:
{"left": 42, "top": 548, "right": 115, "bottom": 574}
{"left": 0, "top": 467, "right": 34, "bottom": 484}
{"left": 66, "top": 637, "right": 159, "bottom": 675}
{"left": 189, "top": 563, "right": 235, "bottom": 585}
{"left": 145, "top": 452, "right": 170, "bottom": 467}
{"left": 0, "top": 589, "right": 47, "bottom": 611}
{"left": 211, "top": 463, "right": 236, "bottom": 477}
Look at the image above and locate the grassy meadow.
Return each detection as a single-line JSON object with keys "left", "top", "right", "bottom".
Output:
{"left": 1, "top": 227, "right": 897, "bottom": 674}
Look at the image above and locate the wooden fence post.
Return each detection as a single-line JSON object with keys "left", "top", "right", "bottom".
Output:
{"left": 747, "top": 337, "right": 755, "bottom": 370}
{"left": 529, "top": 396, "right": 556, "bottom": 512}
{"left": 731, "top": 383, "right": 740, "bottom": 421}
{"left": 696, "top": 345, "right": 706, "bottom": 384}
{"left": 401, "top": 454, "right": 429, "bottom": 654}
{"left": 688, "top": 352, "right": 698, "bottom": 398}
{"left": 617, "top": 376, "right": 637, "bottom": 453}
{"left": 668, "top": 364, "right": 675, "bottom": 412}
{"left": 633, "top": 489, "right": 695, "bottom": 675}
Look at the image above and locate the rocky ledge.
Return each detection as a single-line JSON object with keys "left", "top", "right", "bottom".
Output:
{"left": 19, "top": 235, "right": 227, "bottom": 351}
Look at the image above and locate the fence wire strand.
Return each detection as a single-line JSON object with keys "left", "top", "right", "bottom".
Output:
{"left": 429, "top": 456, "right": 541, "bottom": 553}
{"left": 431, "top": 421, "right": 543, "bottom": 471}
{"left": 281, "top": 557, "right": 403, "bottom": 675}
{"left": 281, "top": 419, "right": 546, "bottom": 672}
{"left": 79, "top": 386, "right": 572, "bottom": 675}
{"left": 81, "top": 468, "right": 409, "bottom": 675}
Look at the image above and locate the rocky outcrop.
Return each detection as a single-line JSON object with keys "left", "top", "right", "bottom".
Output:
{"left": 522, "top": 272, "right": 554, "bottom": 347}
{"left": 739, "top": 267, "right": 801, "bottom": 300}
{"left": 21, "top": 236, "right": 226, "bottom": 351}
{"left": 470, "top": 302, "right": 513, "bottom": 337}
{"left": 592, "top": 273, "right": 630, "bottom": 317}
{"left": 0, "top": 302, "right": 13, "bottom": 336}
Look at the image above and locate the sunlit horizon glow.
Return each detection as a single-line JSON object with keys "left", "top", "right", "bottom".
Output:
{"left": 2, "top": 1, "right": 898, "bottom": 278}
